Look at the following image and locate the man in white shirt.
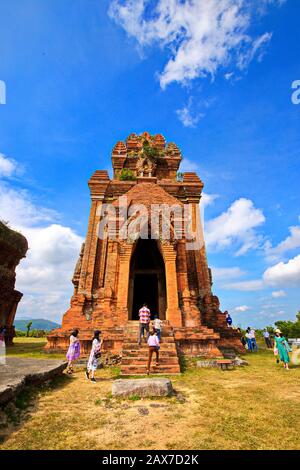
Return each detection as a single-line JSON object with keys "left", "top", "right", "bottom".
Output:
{"left": 263, "top": 329, "right": 272, "bottom": 349}
{"left": 138, "top": 303, "right": 151, "bottom": 345}
{"left": 249, "top": 328, "right": 258, "bottom": 352}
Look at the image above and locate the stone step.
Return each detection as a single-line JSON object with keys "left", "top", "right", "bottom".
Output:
{"left": 122, "top": 351, "right": 178, "bottom": 358}
{"left": 121, "top": 357, "right": 179, "bottom": 365}
{"left": 123, "top": 342, "right": 177, "bottom": 349}
{"left": 121, "top": 321, "right": 181, "bottom": 376}
{"left": 124, "top": 333, "right": 175, "bottom": 339}
{"left": 124, "top": 335, "right": 175, "bottom": 341}
{"left": 120, "top": 365, "right": 180, "bottom": 375}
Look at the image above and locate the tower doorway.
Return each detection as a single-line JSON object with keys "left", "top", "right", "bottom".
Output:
{"left": 128, "top": 239, "right": 166, "bottom": 320}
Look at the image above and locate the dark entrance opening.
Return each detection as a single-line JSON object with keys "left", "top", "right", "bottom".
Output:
{"left": 128, "top": 239, "right": 166, "bottom": 320}
{"left": 132, "top": 274, "right": 158, "bottom": 320}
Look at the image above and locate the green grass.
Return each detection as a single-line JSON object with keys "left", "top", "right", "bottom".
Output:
{"left": 6, "top": 337, "right": 65, "bottom": 360}
{"left": 128, "top": 395, "right": 141, "bottom": 401}
{"left": 1, "top": 338, "right": 300, "bottom": 450}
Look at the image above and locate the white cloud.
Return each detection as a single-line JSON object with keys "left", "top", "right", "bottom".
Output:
{"left": 235, "top": 305, "right": 250, "bottom": 312}
{"left": 0, "top": 182, "right": 57, "bottom": 227}
{"left": 265, "top": 219, "right": 300, "bottom": 262}
{"left": 176, "top": 104, "right": 205, "bottom": 128}
{"left": 176, "top": 97, "right": 205, "bottom": 127}
{"left": 223, "top": 279, "right": 265, "bottom": 291}
{"left": 180, "top": 158, "right": 200, "bottom": 172}
{"left": 211, "top": 266, "right": 245, "bottom": 281}
{"left": 201, "top": 193, "right": 219, "bottom": 209}
{"left": 16, "top": 224, "right": 83, "bottom": 321}
{"left": 271, "top": 290, "right": 286, "bottom": 298}
{"left": 222, "top": 252, "right": 300, "bottom": 293}
{"left": 0, "top": 156, "right": 83, "bottom": 322}
{"left": 263, "top": 254, "right": 300, "bottom": 288}
{"left": 224, "top": 72, "right": 234, "bottom": 80}
{"left": 109, "top": 0, "right": 283, "bottom": 88}
{"left": 205, "top": 198, "right": 265, "bottom": 255}
{"left": 237, "top": 32, "right": 273, "bottom": 69}
{"left": 15, "top": 222, "right": 83, "bottom": 322}
{"left": 0, "top": 153, "right": 18, "bottom": 178}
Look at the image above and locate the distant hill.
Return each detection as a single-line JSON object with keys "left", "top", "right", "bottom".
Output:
{"left": 14, "top": 319, "right": 61, "bottom": 332}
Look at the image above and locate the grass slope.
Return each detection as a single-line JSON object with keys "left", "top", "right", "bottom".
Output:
{"left": 1, "top": 339, "right": 300, "bottom": 450}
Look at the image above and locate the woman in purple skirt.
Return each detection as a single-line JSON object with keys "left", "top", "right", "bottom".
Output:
{"left": 66, "top": 329, "right": 80, "bottom": 374}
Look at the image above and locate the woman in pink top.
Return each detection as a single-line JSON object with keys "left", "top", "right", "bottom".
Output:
{"left": 147, "top": 331, "right": 160, "bottom": 375}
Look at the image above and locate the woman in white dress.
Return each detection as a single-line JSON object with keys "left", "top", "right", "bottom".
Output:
{"left": 86, "top": 330, "right": 102, "bottom": 383}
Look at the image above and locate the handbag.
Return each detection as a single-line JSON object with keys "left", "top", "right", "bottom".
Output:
{"left": 282, "top": 340, "right": 291, "bottom": 353}
{"left": 94, "top": 349, "right": 101, "bottom": 359}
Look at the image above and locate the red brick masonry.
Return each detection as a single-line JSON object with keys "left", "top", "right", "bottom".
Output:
{"left": 46, "top": 133, "right": 244, "bottom": 369}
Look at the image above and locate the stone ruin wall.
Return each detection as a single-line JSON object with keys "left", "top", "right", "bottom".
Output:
{"left": 0, "top": 221, "right": 28, "bottom": 344}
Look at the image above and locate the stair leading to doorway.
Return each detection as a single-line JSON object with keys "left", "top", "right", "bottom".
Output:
{"left": 120, "top": 321, "right": 181, "bottom": 375}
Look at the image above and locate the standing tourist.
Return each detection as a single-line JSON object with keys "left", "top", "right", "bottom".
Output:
{"left": 274, "top": 329, "right": 291, "bottom": 370}
{"left": 226, "top": 313, "right": 233, "bottom": 328}
{"left": 138, "top": 303, "right": 151, "bottom": 345}
{"left": 237, "top": 327, "right": 247, "bottom": 348}
{"left": 152, "top": 315, "right": 163, "bottom": 342}
{"left": 66, "top": 329, "right": 80, "bottom": 374}
{"left": 147, "top": 330, "right": 160, "bottom": 375}
{"left": 250, "top": 328, "right": 258, "bottom": 352}
{"left": 245, "top": 328, "right": 253, "bottom": 352}
{"left": 263, "top": 329, "right": 272, "bottom": 349}
{"left": 86, "top": 330, "right": 102, "bottom": 382}
{"left": 0, "top": 326, "right": 6, "bottom": 366}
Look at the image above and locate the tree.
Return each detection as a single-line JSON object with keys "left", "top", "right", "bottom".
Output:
{"left": 275, "top": 313, "right": 300, "bottom": 339}
{"left": 26, "top": 321, "right": 32, "bottom": 337}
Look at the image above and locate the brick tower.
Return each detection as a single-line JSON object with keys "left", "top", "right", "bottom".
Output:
{"left": 46, "top": 132, "right": 243, "bottom": 372}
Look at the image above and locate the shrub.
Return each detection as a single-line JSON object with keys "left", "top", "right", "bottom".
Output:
{"left": 15, "top": 329, "right": 26, "bottom": 337}
{"left": 118, "top": 169, "right": 136, "bottom": 181}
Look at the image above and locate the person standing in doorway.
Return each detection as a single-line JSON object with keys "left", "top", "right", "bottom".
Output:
{"left": 138, "top": 303, "right": 151, "bottom": 345}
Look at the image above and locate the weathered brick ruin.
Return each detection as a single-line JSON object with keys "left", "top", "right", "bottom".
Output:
{"left": 46, "top": 132, "right": 243, "bottom": 373}
{"left": 0, "top": 221, "right": 28, "bottom": 345}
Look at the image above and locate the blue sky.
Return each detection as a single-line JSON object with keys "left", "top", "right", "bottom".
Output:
{"left": 0, "top": 0, "right": 299, "bottom": 327}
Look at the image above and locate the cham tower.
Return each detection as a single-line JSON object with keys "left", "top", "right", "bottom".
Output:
{"left": 46, "top": 132, "right": 243, "bottom": 374}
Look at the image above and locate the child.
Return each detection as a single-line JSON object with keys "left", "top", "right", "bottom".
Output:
{"left": 152, "top": 315, "right": 163, "bottom": 342}
{"left": 147, "top": 330, "right": 160, "bottom": 375}
{"left": 66, "top": 329, "right": 80, "bottom": 374}
{"left": 86, "top": 330, "right": 102, "bottom": 382}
